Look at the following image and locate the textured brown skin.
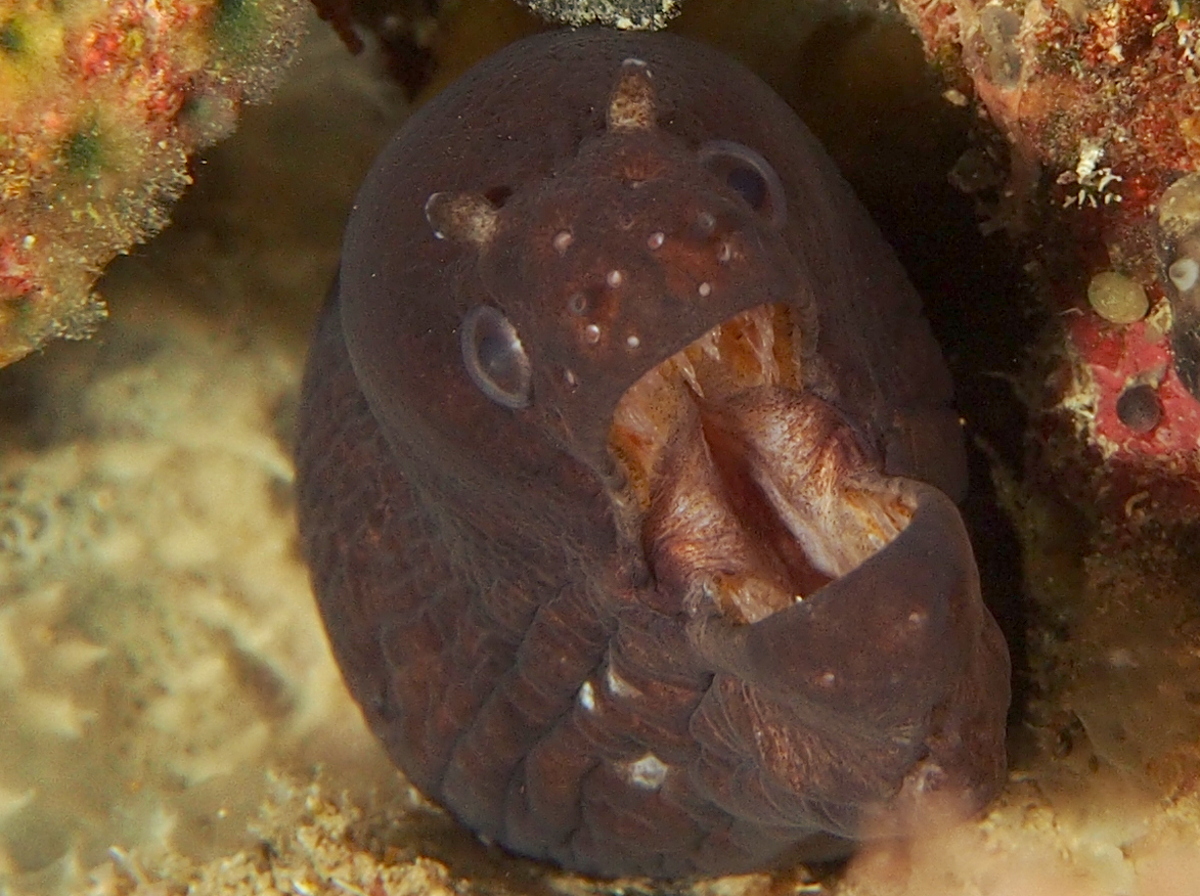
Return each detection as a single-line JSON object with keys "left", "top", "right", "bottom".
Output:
{"left": 296, "top": 29, "right": 1011, "bottom": 878}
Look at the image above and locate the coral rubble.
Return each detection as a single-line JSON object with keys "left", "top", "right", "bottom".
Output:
{"left": 0, "top": 0, "right": 307, "bottom": 368}
{"left": 511, "top": 0, "right": 683, "bottom": 29}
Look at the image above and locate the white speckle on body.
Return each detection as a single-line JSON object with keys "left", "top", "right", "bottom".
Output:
{"left": 578, "top": 680, "right": 596, "bottom": 712}
{"left": 605, "top": 665, "right": 641, "bottom": 698}
{"left": 624, "top": 753, "right": 668, "bottom": 790}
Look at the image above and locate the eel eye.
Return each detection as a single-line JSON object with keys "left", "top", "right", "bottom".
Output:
{"left": 698, "top": 140, "right": 787, "bottom": 229}
{"left": 460, "top": 305, "right": 532, "bottom": 409}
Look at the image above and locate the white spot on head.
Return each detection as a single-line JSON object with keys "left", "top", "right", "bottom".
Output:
{"left": 553, "top": 230, "right": 573, "bottom": 254}
{"left": 1170, "top": 256, "right": 1199, "bottom": 293}
{"left": 647, "top": 231, "right": 665, "bottom": 250}
{"left": 625, "top": 753, "right": 668, "bottom": 790}
{"left": 717, "top": 242, "right": 732, "bottom": 264}
{"left": 907, "top": 610, "right": 927, "bottom": 628}
{"left": 606, "top": 269, "right": 624, "bottom": 288}
{"left": 626, "top": 334, "right": 641, "bottom": 349}
{"left": 697, "top": 282, "right": 712, "bottom": 298}
{"left": 817, "top": 671, "right": 836, "bottom": 687}
{"left": 584, "top": 324, "right": 601, "bottom": 344}
{"left": 578, "top": 680, "right": 596, "bottom": 712}
{"left": 564, "top": 368, "right": 579, "bottom": 389}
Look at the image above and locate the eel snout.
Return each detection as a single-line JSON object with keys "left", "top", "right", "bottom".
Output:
{"left": 670, "top": 478, "right": 1010, "bottom": 838}
{"left": 684, "top": 482, "right": 986, "bottom": 724}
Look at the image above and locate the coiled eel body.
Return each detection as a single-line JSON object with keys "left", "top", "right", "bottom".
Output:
{"left": 295, "top": 28, "right": 1011, "bottom": 879}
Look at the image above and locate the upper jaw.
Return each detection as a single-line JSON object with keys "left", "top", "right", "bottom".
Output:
{"left": 608, "top": 303, "right": 918, "bottom": 625}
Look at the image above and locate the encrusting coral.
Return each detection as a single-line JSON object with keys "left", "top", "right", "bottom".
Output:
{"left": 0, "top": 0, "right": 307, "bottom": 368}
{"left": 874, "top": 1, "right": 1200, "bottom": 889}
{"left": 896, "top": 0, "right": 1200, "bottom": 521}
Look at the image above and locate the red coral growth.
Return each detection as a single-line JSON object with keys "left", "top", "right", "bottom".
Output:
{"left": 1066, "top": 303, "right": 1200, "bottom": 458}
{"left": 0, "top": 236, "right": 37, "bottom": 298}
{"left": 899, "top": 0, "right": 1200, "bottom": 524}
{"left": 907, "top": 0, "right": 1200, "bottom": 172}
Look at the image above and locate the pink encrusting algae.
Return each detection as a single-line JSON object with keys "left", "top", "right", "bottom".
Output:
{"left": 897, "top": 0, "right": 1200, "bottom": 522}
{"left": 0, "top": 0, "right": 306, "bottom": 367}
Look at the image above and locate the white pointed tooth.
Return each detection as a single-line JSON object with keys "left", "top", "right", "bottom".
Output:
{"left": 674, "top": 353, "right": 703, "bottom": 397}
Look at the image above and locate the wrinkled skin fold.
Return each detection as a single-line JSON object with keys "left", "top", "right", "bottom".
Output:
{"left": 296, "top": 29, "right": 1011, "bottom": 879}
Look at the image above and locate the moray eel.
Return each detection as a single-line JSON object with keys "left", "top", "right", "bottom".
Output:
{"left": 296, "top": 28, "right": 1011, "bottom": 879}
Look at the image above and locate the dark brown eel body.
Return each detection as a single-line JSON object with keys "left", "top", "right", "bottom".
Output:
{"left": 296, "top": 29, "right": 1011, "bottom": 879}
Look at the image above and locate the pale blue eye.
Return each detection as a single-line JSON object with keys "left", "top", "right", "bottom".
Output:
{"left": 460, "top": 305, "right": 532, "bottom": 409}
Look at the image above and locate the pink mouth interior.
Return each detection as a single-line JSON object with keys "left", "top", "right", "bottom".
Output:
{"left": 609, "top": 304, "right": 916, "bottom": 623}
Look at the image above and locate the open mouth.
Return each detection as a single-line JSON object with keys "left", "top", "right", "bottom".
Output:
{"left": 610, "top": 304, "right": 916, "bottom": 624}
